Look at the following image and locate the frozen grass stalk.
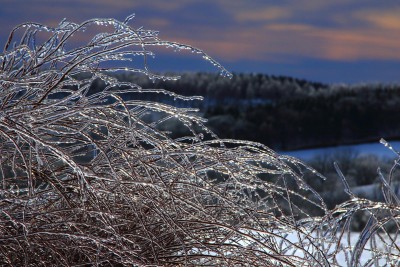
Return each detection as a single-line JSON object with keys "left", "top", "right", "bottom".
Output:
{"left": 0, "top": 14, "right": 399, "bottom": 266}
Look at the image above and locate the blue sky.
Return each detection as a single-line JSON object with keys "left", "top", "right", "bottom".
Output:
{"left": 1, "top": 0, "right": 400, "bottom": 83}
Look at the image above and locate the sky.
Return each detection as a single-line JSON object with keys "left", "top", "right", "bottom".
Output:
{"left": 1, "top": 0, "right": 400, "bottom": 84}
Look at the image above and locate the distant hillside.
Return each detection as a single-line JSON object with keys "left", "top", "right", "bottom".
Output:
{"left": 98, "top": 72, "right": 400, "bottom": 150}
{"left": 112, "top": 72, "right": 329, "bottom": 107}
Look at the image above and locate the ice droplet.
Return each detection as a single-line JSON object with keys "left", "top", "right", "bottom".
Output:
{"left": 380, "top": 138, "right": 389, "bottom": 147}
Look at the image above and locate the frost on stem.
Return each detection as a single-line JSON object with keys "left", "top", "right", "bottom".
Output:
{"left": 0, "top": 14, "right": 398, "bottom": 266}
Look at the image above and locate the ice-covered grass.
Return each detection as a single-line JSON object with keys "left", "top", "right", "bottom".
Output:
{"left": 0, "top": 14, "right": 399, "bottom": 266}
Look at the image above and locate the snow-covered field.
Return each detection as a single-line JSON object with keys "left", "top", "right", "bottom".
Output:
{"left": 282, "top": 141, "right": 400, "bottom": 161}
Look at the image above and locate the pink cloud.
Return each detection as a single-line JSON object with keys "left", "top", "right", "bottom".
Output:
{"left": 356, "top": 8, "right": 400, "bottom": 30}
{"left": 234, "top": 7, "right": 291, "bottom": 22}
{"left": 2, "top": 1, "right": 400, "bottom": 63}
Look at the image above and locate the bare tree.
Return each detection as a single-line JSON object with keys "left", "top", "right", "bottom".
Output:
{"left": 0, "top": 14, "right": 398, "bottom": 266}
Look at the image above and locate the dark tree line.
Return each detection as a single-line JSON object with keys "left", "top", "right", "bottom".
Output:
{"left": 206, "top": 82, "right": 400, "bottom": 150}
{"left": 100, "top": 72, "right": 400, "bottom": 150}
{"left": 114, "top": 71, "right": 328, "bottom": 107}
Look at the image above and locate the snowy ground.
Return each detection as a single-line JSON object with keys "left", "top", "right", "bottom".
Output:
{"left": 282, "top": 141, "right": 400, "bottom": 161}
{"left": 280, "top": 230, "right": 400, "bottom": 266}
